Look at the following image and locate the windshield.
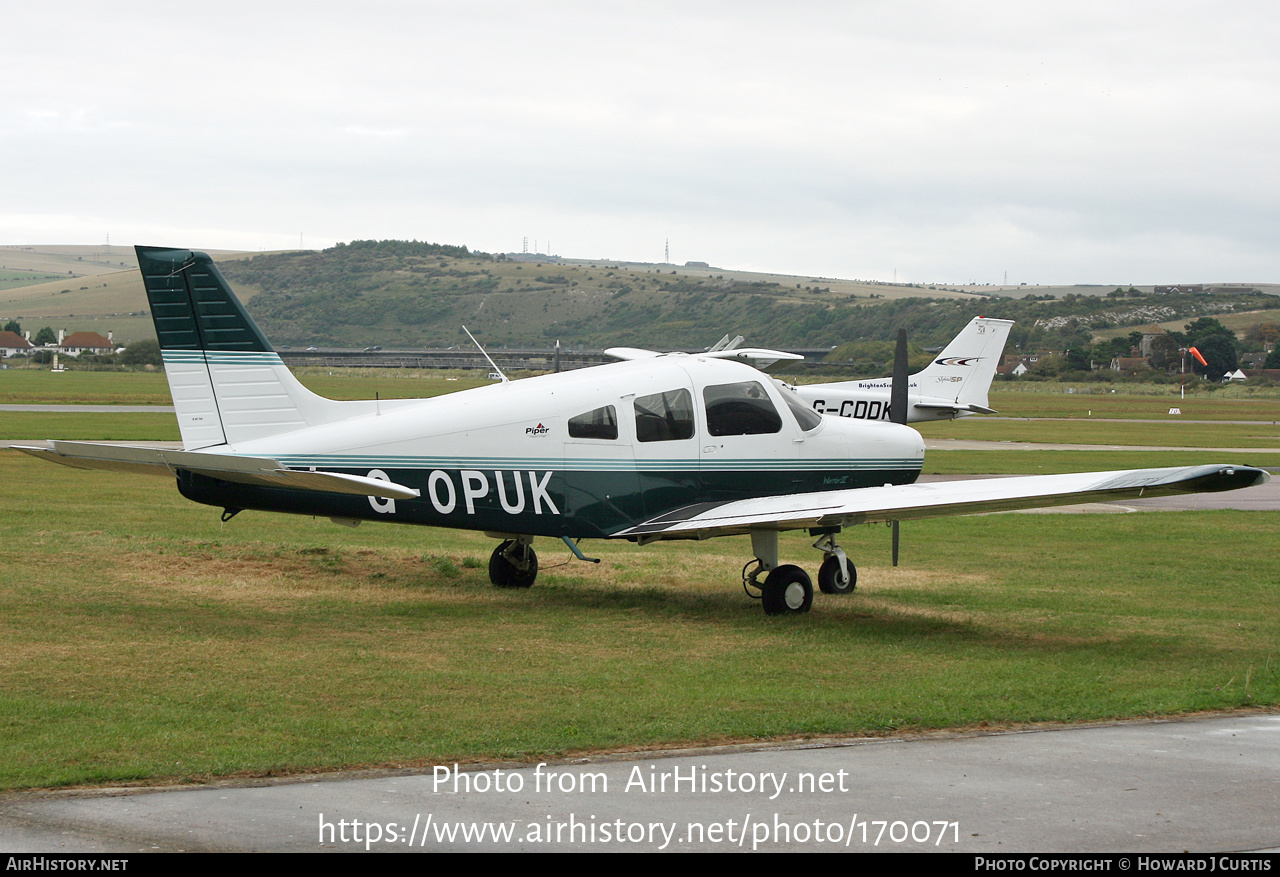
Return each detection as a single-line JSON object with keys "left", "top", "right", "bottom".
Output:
{"left": 775, "top": 381, "right": 823, "bottom": 431}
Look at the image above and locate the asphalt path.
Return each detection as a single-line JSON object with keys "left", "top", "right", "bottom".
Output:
{"left": 2, "top": 713, "right": 1277, "bottom": 853}
{"left": 985, "top": 416, "right": 1280, "bottom": 425}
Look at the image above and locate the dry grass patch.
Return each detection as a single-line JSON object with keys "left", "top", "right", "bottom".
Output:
{"left": 104, "top": 543, "right": 501, "bottom": 608}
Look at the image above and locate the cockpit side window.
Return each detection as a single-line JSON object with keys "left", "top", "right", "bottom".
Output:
{"left": 778, "top": 384, "right": 824, "bottom": 431}
{"left": 634, "top": 389, "right": 695, "bottom": 442}
{"left": 568, "top": 405, "right": 618, "bottom": 440}
{"left": 703, "top": 381, "right": 783, "bottom": 436}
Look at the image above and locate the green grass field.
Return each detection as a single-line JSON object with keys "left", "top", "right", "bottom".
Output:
{"left": 986, "top": 385, "right": 1280, "bottom": 420}
{"left": 0, "top": 272, "right": 62, "bottom": 291}
{"left": 2, "top": 451, "right": 1276, "bottom": 790}
{"left": 916, "top": 418, "right": 1280, "bottom": 448}
{"left": 922, "top": 450, "right": 1276, "bottom": 475}
{"left": 1, "top": 371, "right": 1277, "bottom": 790}
{"left": 0, "top": 366, "right": 493, "bottom": 406}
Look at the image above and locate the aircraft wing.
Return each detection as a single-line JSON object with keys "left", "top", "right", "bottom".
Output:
{"left": 616, "top": 465, "right": 1269, "bottom": 540}
{"left": 604, "top": 347, "right": 663, "bottom": 360}
{"left": 605, "top": 346, "right": 804, "bottom": 368}
{"left": 701, "top": 348, "right": 805, "bottom": 368}
{"left": 15, "top": 441, "right": 421, "bottom": 501}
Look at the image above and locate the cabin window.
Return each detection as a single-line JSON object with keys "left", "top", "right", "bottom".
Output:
{"left": 568, "top": 405, "right": 618, "bottom": 440}
{"left": 634, "top": 389, "right": 695, "bottom": 442}
{"left": 703, "top": 381, "right": 783, "bottom": 436}
{"left": 778, "top": 386, "right": 824, "bottom": 431}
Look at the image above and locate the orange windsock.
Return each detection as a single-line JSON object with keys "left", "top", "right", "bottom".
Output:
{"left": 1189, "top": 346, "right": 1208, "bottom": 367}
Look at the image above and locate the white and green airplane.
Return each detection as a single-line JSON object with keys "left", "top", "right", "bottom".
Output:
{"left": 20, "top": 247, "right": 1268, "bottom": 615}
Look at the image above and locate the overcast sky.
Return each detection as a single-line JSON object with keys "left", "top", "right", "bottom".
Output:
{"left": 5, "top": 1, "right": 1279, "bottom": 285}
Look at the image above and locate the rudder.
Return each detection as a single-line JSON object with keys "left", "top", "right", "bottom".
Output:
{"left": 137, "top": 246, "right": 340, "bottom": 449}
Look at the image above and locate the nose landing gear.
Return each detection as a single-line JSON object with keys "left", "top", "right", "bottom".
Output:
{"left": 743, "top": 529, "right": 856, "bottom": 615}
{"left": 814, "top": 532, "right": 857, "bottom": 595}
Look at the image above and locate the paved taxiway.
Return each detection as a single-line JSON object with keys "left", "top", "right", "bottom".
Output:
{"left": 2, "top": 713, "right": 1277, "bottom": 852}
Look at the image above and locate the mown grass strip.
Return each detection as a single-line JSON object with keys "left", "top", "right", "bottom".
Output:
{"left": 987, "top": 385, "right": 1280, "bottom": 420}
{"left": 922, "top": 449, "right": 1279, "bottom": 475}
{"left": 0, "top": 412, "right": 181, "bottom": 442}
{"left": 917, "top": 418, "right": 1280, "bottom": 447}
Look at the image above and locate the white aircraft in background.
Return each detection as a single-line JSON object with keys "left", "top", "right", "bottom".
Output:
{"left": 20, "top": 247, "right": 1268, "bottom": 616}
{"left": 790, "top": 316, "right": 1012, "bottom": 423}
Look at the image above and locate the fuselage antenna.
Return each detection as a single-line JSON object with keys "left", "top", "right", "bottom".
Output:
{"left": 462, "top": 325, "right": 508, "bottom": 383}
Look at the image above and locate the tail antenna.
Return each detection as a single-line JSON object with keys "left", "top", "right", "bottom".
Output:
{"left": 462, "top": 325, "right": 508, "bottom": 383}
{"left": 163, "top": 257, "right": 198, "bottom": 279}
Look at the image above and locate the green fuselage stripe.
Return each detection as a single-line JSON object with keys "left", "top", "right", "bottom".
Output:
{"left": 177, "top": 460, "right": 921, "bottom": 540}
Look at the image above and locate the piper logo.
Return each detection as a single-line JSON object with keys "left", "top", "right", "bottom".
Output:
{"left": 525, "top": 423, "right": 551, "bottom": 436}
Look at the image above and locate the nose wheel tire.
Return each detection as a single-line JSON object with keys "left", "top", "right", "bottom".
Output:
{"left": 761, "top": 565, "right": 813, "bottom": 615}
{"left": 817, "top": 555, "right": 857, "bottom": 595}
{"left": 489, "top": 540, "right": 538, "bottom": 588}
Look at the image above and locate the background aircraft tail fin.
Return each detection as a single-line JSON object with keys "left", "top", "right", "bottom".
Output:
{"left": 910, "top": 317, "right": 1013, "bottom": 413}
{"left": 137, "top": 246, "right": 347, "bottom": 449}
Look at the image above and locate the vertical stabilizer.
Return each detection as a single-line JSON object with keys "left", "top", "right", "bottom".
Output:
{"left": 791, "top": 316, "right": 1013, "bottom": 422}
{"left": 137, "top": 246, "right": 344, "bottom": 449}
{"left": 910, "top": 317, "right": 1013, "bottom": 412}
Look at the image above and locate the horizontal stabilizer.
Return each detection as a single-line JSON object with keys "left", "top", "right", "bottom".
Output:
{"left": 16, "top": 442, "right": 420, "bottom": 501}
{"left": 618, "top": 465, "right": 1270, "bottom": 540}
{"left": 913, "top": 401, "right": 999, "bottom": 415}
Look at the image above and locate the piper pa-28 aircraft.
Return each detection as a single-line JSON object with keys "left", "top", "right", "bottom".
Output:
{"left": 21, "top": 247, "right": 1269, "bottom": 616}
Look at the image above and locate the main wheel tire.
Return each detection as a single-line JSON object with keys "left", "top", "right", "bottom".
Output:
{"left": 761, "top": 565, "right": 813, "bottom": 615}
{"left": 489, "top": 540, "right": 538, "bottom": 588}
{"left": 817, "top": 555, "right": 857, "bottom": 595}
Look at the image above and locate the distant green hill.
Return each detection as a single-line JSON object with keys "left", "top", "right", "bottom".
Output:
{"left": 221, "top": 239, "right": 897, "bottom": 350}
{"left": 219, "top": 241, "right": 1278, "bottom": 356}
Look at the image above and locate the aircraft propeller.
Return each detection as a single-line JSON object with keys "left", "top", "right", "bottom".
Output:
{"left": 890, "top": 328, "right": 909, "bottom": 566}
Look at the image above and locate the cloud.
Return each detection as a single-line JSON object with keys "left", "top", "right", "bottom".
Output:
{"left": 4, "top": 1, "right": 1279, "bottom": 283}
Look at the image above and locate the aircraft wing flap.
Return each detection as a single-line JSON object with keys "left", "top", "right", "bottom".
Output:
{"left": 16, "top": 441, "right": 420, "bottom": 501}
{"left": 617, "top": 465, "right": 1269, "bottom": 539}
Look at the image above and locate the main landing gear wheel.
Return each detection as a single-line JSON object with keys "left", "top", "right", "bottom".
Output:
{"left": 817, "top": 555, "right": 857, "bottom": 595}
{"left": 489, "top": 540, "right": 538, "bottom": 588}
{"left": 761, "top": 565, "right": 813, "bottom": 616}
